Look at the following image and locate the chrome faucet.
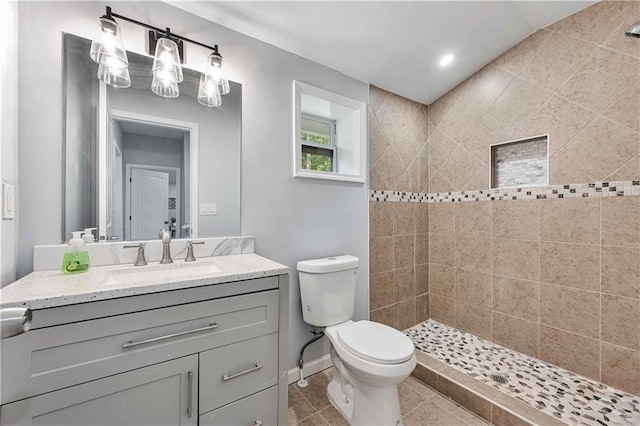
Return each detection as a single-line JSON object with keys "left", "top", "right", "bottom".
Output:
{"left": 159, "top": 228, "right": 173, "bottom": 264}
{"left": 124, "top": 243, "right": 148, "bottom": 266}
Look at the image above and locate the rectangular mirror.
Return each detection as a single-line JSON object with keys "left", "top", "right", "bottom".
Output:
{"left": 63, "top": 34, "right": 241, "bottom": 242}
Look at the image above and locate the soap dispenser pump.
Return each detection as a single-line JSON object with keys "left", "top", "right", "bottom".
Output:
{"left": 61, "top": 231, "right": 90, "bottom": 274}
{"left": 82, "top": 228, "right": 97, "bottom": 243}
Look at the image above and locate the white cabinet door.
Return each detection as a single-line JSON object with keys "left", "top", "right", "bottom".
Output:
{"left": 0, "top": 355, "right": 198, "bottom": 426}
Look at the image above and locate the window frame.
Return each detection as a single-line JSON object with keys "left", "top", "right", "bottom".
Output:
{"left": 300, "top": 113, "right": 337, "bottom": 173}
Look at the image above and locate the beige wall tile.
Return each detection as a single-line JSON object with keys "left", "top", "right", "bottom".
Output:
{"left": 429, "top": 263, "right": 454, "bottom": 297}
{"left": 605, "top": 156, "right": 640, "bottom": 182}
{"left": 376, "top": 148, "right": 406, "bottom": 189}
{"left": 429, "top": 233, "right": 454, "bottom": 266}
{"left": 600, "top": 342, "right": 640, "bottom": 396}
{"left": 414, "top": 233, "right": 429, "bottom": 265}
{"left": 369, "top": 114, "right": 391, "bottom": 169}
{"left": 370, "top": 201, "right": 393, "bottom": 238}
{"left": 455, "top": 65, "right": 515, "bottom": 112}
{"left": 455, "top": 236, "right": 492, "bottom": 274}
{"left": 393, "top": 202, "right": 415, "bottom": 236}
{"left": 493, "top": 239, "right": 539, "bottom": 281}
{"left": 493, "top": 199, "right": 540, "bottom": 240}
{"left": 540, "top": 198, "right": 600, "bottom": 244}
{"left": 430, "top": 294, "right": 455, "bottom": 325}
{"left": 416, "top": 293, "right": 430, "bottom": 323}
{"left": 492, "top": 313, "right": 539, "bottom": 357}
{"left": 415, "top": 203, "right": 429, "bottom": 234}
{"left": 428, "top": 128, "right": 459, "bottom": 171}
{"left": 461, "top": 114, "right": 513, "bottom": 164}
{"left": 494, "top": 29, "right": 552, "bottom": 77}
{"left": 601, "top": 246, "right": 640, "bottom": 298}
{"left": 515, "top": 95, "right": 596, "bottom": 157}
{"left": 396, "top": 298, "right": 417, "bottom": 331}
{"left": 429, "top": 172, "right": 456, "bottom": 193}
{"left": 454, "top": 300, "right": 492, "bottom": 340}
{"left": 437, "top": 97, "right": 485, "bottom": 144}
{"left": 429, "top": 91, "right": 458, "bottom": 128}
{"left": 370, "top": 304, "right": 395, "bottom": 328}
{"left": 487, "top": 78, "right": 552, "bottom": 129}
{"left": 436, "top": 377, "right": 492, "bottom": 422}
{"left": 604, "top": 82, "right": 640, "bottom": 132}
{"left": 549, "top": 0, "right": 638, "bottom": 45}
{"left": 415, "top": 263, "right": 429, "bottom": 296}
{"left": 393, "top": 267, "right": 415, "bottom": 303}
{"left": 429, "top": 203, "right": 454, "bottom": 234}
{"left": 602, "top": 196, "right": 640, "bottom": 247}
{"left": 540, "top": 284, "right": 600, "bottom": 338}
{"left": 558, "top": 48, "right": 639, "bottom": 115}
{"left": 370, "top": 271, "right": 394, "bottom": 310}
{"left": 492, "top": 276, "right": 539, "bottom": 322}
{"left": 438, "top": 146, "right": 485, "bottom": 190}
{"left": 539, "top": 326, "right": 600, "bottom": 380}
{"left": 539, "top": 242, "right": 600, "bottom": 291}
{"left": 455, "top": 201, "right": 492, "bottom": 238}
{"left": 520, "top": 32, "right": 595, "bottom": 92}
{"left": 394, "top": 235, "right": 415, "bottom": 269}
{"left": 549, "top": 116, "right": 640, "bottom": 182}
{"left": 370, "top": 236, "right": 394, "bottom": 274}
{"left": 601, "top": 294, "right": 640, "bottom": 350}
{"left": 455, "top": 269, "right": 492, "bottom": 308}
{"left": 604, "top": 6, "right": 640, "bottom": 59}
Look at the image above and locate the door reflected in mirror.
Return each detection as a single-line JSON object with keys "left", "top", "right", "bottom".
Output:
{"left": 63, "top": 33, "right": 241, "bottom": 242}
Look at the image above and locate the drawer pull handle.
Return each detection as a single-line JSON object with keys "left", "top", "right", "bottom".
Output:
{"left": 187, "top": 371, "right": 193, "bottom": 419}
{"left": 222, "top": 363, "right": 263, "bottom": 381}
{"left": 122, "top": 323, "right": 218, "bottom": 349}
{"left": 254, "top": 420, "right": 263, "bottom": 426}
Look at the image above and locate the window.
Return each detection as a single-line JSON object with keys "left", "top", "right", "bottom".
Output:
{"left": 300, "top": 115, "right": 336, "bottom": 172}
{"left": 293, "top": 81, "right": 366, "bottom": 183}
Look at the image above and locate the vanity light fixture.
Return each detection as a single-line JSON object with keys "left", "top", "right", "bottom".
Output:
{"left": 90, "top": 6, "right": 230, "bottom": 106}
{"left": 439, "top": 54, "right": 455, "bottom": 67}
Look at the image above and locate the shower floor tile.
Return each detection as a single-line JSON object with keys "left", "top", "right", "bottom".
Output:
{"left": 406, "top": 320, "right": 640, "bottom": 426}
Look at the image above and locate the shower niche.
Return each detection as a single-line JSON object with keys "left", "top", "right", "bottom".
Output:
{"left": 490, "top": 135, "right": 549, "bottom": 189}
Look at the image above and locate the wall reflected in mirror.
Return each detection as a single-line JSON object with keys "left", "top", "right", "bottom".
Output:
{"left": 63, "top": 34, "right": 241, "bottom": 242}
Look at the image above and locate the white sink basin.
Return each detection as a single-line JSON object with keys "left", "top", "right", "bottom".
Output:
{"left": 104, "top": 261, "right": 221, "bottom": 286}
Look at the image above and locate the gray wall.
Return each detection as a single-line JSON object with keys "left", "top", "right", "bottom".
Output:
{"left": 122, "top": 134, "right": 183, "bottom": 169}
{"left": 1, "top": 0, "right": 19, "bottom": 287}
{"left": 17, "top": 1, "right": 369, "bottom": 369}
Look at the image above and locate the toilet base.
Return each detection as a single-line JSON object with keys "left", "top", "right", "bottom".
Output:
{"left": 329, "top": 353, "right": 403, "bottom": 426}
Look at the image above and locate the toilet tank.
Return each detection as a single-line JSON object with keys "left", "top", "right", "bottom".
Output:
{"left": 297, "top": 255, "right": 359, "bottom": 327}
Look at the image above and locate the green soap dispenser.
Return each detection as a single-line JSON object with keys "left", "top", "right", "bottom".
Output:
{"left": 61, "top": 231, "right": 90, "bottom": 274}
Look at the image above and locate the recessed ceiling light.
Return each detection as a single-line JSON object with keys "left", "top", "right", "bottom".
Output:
{"left": 439, "top": 54, "right": 454, "bottom": 67}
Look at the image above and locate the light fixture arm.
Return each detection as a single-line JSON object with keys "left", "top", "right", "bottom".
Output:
{"left": 105, "top": 6, "right": 221, "bottom": 53}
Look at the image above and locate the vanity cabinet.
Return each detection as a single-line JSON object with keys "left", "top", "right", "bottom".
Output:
{"left": 0, "top": 273, "right": 289, "bottom": 426}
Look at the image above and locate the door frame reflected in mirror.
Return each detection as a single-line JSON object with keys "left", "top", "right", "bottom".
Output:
{"left": 98, "top": 89, "right": 199, "bottom": 241}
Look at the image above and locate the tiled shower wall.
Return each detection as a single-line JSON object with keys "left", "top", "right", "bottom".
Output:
{"left": 369, "top": 86, "right": 430, "bottom": 329}
{"left": 369, "top": 1, "right": 640, "bottom": 394}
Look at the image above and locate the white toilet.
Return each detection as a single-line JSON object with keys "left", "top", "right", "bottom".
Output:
{"left": 297, "top": 255, "right": 417, "bottom": 426}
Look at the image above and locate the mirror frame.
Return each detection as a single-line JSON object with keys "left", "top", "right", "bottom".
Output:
{"left": 292, "top": 81, "right": 366, "bottom": 183}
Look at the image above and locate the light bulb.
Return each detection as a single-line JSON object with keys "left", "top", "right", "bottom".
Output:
{"left": 439, "top": 54, "right": 454, "bottom": 67}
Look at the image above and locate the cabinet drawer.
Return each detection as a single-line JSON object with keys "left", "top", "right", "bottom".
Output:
{"left": 199, "top": 386, "right": 278, "bottom": 426}
{"left": 200, "top": 333, "right": 278, "bottom": 413}
{"left": 1, "top": 290, "right": 278, "bottom": 405}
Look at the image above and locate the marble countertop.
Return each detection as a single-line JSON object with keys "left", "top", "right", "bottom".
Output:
{"left": 0, "top": 254, "right": 289, "bottom": 310}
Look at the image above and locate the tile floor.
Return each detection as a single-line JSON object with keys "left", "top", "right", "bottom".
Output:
{"left": 288, "top": 368, "right": 489, "bottom": 425}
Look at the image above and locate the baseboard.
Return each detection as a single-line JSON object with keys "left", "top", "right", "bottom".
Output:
{"left": 287, "top": 354, "right": 333, "bottom": 385}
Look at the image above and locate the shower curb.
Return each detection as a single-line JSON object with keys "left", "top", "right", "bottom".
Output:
{"left": 411, "top": 350, "right": 564, "bottom": 426}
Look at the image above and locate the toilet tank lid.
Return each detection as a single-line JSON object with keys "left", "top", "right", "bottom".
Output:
{"left": 297, "top": 255, "right": 359, "bottom": 273}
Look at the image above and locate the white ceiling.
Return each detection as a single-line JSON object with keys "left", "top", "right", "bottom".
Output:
{"left": 171, "top": 1, "right": 594, "bottom": 105}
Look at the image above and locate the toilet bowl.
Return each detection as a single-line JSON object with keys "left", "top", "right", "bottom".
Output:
{"left": 297, "top": 255, "right": 416, "bottom": 426}
{"left": 325, "top": 320, "right": 416, "bottom": 425}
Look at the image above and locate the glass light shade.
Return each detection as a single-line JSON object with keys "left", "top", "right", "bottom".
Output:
{"left": 197, "top": 74, "right": 222, "bottom": 107}
{"left": 152, "top": 37, "right": 183, "bottom": 84}
{"left": 97, "top": 62, "right": 131, "bottom": 88}
{"left": 151, "top": 74, "right": 179, "bottom": 98}
{"left": 202, "top": 52, "right": 230, "bottom": 95}
{"left": 90, "top": 17, "right": 128, "bottom": 69}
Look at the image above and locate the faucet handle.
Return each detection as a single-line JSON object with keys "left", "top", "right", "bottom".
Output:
{"left": 185, "top": 241, "right": 205, "bottom": 262}
{"left": 124, "top": 243, "right": 147, "bottom": 266}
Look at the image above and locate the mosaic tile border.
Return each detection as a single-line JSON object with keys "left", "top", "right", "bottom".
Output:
{"left": 370, "top": 180, "right": 640, "bottom": 203}
{"left": 406, "top": 320, "right": 640, "bottom": 426}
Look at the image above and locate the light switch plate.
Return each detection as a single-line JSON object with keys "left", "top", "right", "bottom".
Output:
{"left": 200, "top": 203, "right": 217, "bottom": 216}
{"left": 2, "top": 182, "right": 15, "bottom": 219}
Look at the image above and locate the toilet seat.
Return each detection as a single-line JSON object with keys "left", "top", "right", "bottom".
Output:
{"left": 335, "top": 320, "right": 415, "bottom": 365}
